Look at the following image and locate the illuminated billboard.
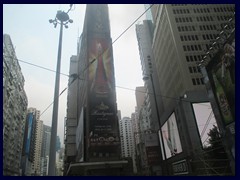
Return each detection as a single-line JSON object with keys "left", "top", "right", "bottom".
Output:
{"left": 206, "top": 39, "right": 235, "bottom": 126}
{"left": 161, "top": 112, "right": 182, "bottom": 159}
{"left": 87, "top": 37, "right": 120, "bottom": 158}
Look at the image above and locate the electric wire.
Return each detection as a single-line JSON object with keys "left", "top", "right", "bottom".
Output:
{"left": 3, "top": 55, "right": 69, "bottom": 77}
{"left": 7, "top": 4, "right": 155, "bottom": 118}
{"left": 4, "top": 4, "right": 218, "bottom": 120}
{"left": 4, "top": 53, "right": 215, "bottom": 109}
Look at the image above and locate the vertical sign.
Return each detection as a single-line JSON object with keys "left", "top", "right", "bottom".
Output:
{"left": 87, "top": 37, "right": 120, "bottom": 158}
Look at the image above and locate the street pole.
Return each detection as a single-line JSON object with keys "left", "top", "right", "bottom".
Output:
{"left": 149, "top": 74, "right": 167, "bottom": 170}
{"left": 48, "top": 9, "right": 73, "bottom": 176}
{"left": 143, "top": 73, "right": 168, "bottom": 175}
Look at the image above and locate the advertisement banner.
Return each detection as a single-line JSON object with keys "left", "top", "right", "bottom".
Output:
{"left": 87, "top": 37, "right": 120, "bottom": 157}
{"left": 207, "top": 40, "right": 235, "bottom": 126}
{"left": 161, "top": 112, "right": 182, "bottom": 159}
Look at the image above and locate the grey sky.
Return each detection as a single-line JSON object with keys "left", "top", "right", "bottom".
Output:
{"left": 3, "top": 4, "right": 146, "bottom": 144}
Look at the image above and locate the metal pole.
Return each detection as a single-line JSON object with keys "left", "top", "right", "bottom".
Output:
{"left": 149, "top": 73, "right": 167, "bottom": 175}
{"left": 48, "top": 20, "right": 63, "bottom": 176}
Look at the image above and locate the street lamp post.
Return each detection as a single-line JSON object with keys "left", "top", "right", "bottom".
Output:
{"left": 48, "top": 10, "right": 73, "bottom": 176}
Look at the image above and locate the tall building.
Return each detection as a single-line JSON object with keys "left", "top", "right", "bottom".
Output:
{"left": 136, "top": 20, "right": 164, "bottom": 132}
{"left": 64, "top": 55, "right": 78, "bottom": 168}
{"left": 41, "top": 124, "right": 51, "bottom": 176}
{"left": 119, "top": 117, "right": 137, "bottom": 174}
{"left": 27, "top": 108, "right": 43, "bottom": 175}
{"left": 135, "top": 4, "right": 235, "bottom": 175}
{"left": 150, "top": 4, "right": 235, "bottom": 110}
{"left": 22, "top": 112, "right": 37, "bottom": 176}
{"left": 65, "top": 4, "right": 131, "bottom": 176}
{"left": 119, "top": 117, "right": 135, "bottom": 158}
{"left": 3, "top": 34, "right": 28, "bottom": 176}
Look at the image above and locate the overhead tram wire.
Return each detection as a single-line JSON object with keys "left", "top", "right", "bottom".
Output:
{"left": 10, "top": 4, "right": 210, "bottom": 117}
{"left": 38, "top": 4, "right": 155, "bottom": 117}
{"left": 3, "top": 55, "right": 69, "bottom": 77}
{"left": 4, "top": 56, "right": 219, "bottom": 132}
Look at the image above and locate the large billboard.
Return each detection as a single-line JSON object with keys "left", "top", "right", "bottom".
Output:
{"left": 87, "top": 37, "right": 120, "bottom": 158}
{"left": 161, "top": 112, "right": 182, "bottom": 159}
{"left": 206, "top": 38, "right": 235, "bottom": 126}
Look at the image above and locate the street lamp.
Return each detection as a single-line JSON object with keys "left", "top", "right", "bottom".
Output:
{"left": 48, "top": 9, "right": 73, "bottom": 176}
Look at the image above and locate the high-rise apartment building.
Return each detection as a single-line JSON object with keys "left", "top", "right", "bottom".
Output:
{"left": 136, "top": 20, "right": 164, "bottom": 132}
{"left": 119, "top": 117, "right": 135, "bottom": 158}
{"left": 3, "top": 34, "right": 28, "bottom": 176}
{"left": 41, "top": 124, "right": 51, "bottom": 176}
{"left": 27, "top": 108, "right": 43, "bottom": 175}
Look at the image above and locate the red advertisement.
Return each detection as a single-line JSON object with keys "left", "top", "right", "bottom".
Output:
{"left": 87, "top": 37, "right": 120, "bottom": 158}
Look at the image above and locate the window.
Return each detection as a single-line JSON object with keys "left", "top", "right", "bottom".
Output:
{"left": 190, "top": 56, "right": 194, "bottom": 62}
{"left": 195, "top": 45, "right": 198, "bottom": 51}
{"left": 198, "top": 45, "right": 202, "bottom": 50}
{"left": 192, "top": 78, "right": 196, "bottom": 85}
{"left": 186, "top": 56, "right": 190, "bottom": 62}
{"left": 196, "top": 78, "right": 200, "bottom": 85}
{"left": 193, "top": 66, "right": 197, "bottom": 73}
{"left": 194, "top": 56, "right": 198, "bottom": 61}
{"left": 191, "top": 45, "right": 194, "bottom": 51}
{"left": 183, "top": 46, "right": 186, "bottom": 51}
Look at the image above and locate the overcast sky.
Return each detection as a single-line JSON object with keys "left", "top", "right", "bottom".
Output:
{"left": 3, "top": 4, "right": 146, "bottom": 144}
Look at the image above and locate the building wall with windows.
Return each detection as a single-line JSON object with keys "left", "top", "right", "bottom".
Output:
{"left": 151, "top": 4, "right": 235, "bottom": 110}
{"left": 26, "top": 108, "right": 43, "bottom": 175}
{"left": 3, "top": 34, "right": 28, "bottom": 176}
{"left": 119, "top": 117, "right": 135, "bottom": 158}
